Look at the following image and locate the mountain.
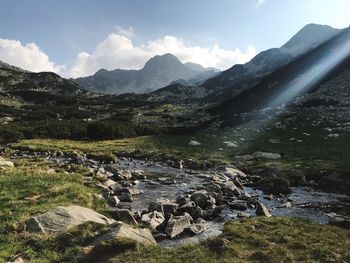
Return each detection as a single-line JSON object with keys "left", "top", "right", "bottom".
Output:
{"left": 0, "top": 61, "right": 87, "bottom": 98}
{"left": 212, "top": 26, "right": 350, "bottom": 118}
{"left": 74, "top": 53, "right": 219, "bottom": 94}
{"left": 200, "top": 24, "right": 343, "bottom": 102}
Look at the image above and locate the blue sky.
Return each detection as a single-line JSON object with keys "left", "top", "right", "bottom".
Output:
{"left": 0, "top": 0, "right": 349, "bottom": 77}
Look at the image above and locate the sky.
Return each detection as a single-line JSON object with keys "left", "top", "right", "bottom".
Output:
{"left": 0, "top": 0, "right": 349, "bottom": 77}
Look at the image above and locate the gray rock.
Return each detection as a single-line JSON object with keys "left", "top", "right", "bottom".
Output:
{"left": 237, "top": 212, "right": 251, "bottom": 219}
{"left": 165, "top": 213, "right": 193, "bottom": 238}
{"left": 256, "top": 203, "right": 272, "bottom": 217}
{"left": 177, "top": 202, "right": 203, "bottom": 220}
{"left": 229, "top": 200, "right": 248, "bottom": 211}
{"left": 108, "top": 209, "right": 138, "bottom": 225}
{"left": 141, "top": 211, "right": 165, "bottom": 229}
{"left": 253, "top": 151, "right": 282, "bottom": 160}
{"left": 92, "top": 222, "right": 156, "bottom": 245}
{"left": 190, "top": 191, "right": 216, "bottom": 210}
{"left": 107, "top": 196, "right": 120, "bottom": 207}
{"left": 222, "top": 166, "right": 247, "bottom": 179}
{"left": 0, "top": 157, "right": 14, "bottom": 168}
{"left": 26, "top": 206, "right": 115, "bottom": 234}
{"left": 327, "top": 213, "right": 350, "bottom": 229}
{"left": 186, "top": 223, "right": 209, "bottom": 235}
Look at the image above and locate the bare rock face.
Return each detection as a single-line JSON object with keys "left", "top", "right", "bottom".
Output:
{"left": 93, "top": 222, "right": 157, "bottom": 245}
{"left": 256, "top": 203, "right": 272, "bottom": 217}
{"left": 26, "top": 205, "right": 115, "bottom": 234}
{"left": 165, "top": 213, "right": 193, "bottom": 238}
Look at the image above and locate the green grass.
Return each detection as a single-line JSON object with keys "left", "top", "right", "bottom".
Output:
{"left": 109, "top": 217, "right": 350, "bottom": 263}
{"left": 0, "top": 163, "right": 106, "bottom": 262}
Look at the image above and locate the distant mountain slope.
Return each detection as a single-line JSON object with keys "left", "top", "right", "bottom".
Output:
{"left": 212, "top": 27, "right": 350, "bottom": 118}
{"left": 0, "top": 61, "right": 87, "bottom": 97}
{"left": 201, "top": 24, "right": 342, "bottom": 101}
{"left": 74, "top": 53, "right": 219, "bottom": 94}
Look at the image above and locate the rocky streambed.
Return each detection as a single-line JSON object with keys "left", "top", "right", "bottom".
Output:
{"left": 7, "top": 150, "right": 350, "bottom": 246}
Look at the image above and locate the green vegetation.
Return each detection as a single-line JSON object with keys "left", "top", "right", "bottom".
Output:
{"left": 110, "top": 217, "right": 350, "bottom": 263}
{"left": 0, "top": 160, "right": 106, "bottom": 262}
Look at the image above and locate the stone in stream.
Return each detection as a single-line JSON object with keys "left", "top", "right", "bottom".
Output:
{"left": 117, "top": 192, "right": 133, "bottom": 202}
{"left": 218, "top": 181, "right": 243, "bottom": 197}
{"left": 202, "top": 205, "right": 225, "bottom": 220}
{"left": 185, "top": 223, "right": 210, "bottom": 235}
{"left": 141, "top": 211, "right": 165, "bottom": 229}
{"left": 256, "top": 203, "right": 272, "bottom": 217}
{"left": 327, "top": 213, "right": 350, "bottom": 229}
{"left": 253, "top": 151, "right": 281, "bottom": 160}
{"left": 107, "top": 196, "right": 120, "bottom": 207}
{"left": 108, "top": 209, "right": 138, "bottom": 225}
{"left": 190, "top": 191, "right": 216, "bottom": 210}
{"left": 228, "top": 200, "right": 248, "bottom": 211}
{"left": 91, "top": 222, "right": 156, "bottom": 246}
{"left": 176, "top": 195, "right": 190, "bottom": 206}
{"left": 221, "top": 166, "right": 247, "bottom": 179}
{"left": 165, "top": 213, "right": 193, "bottom": 238}
{"left": 149, "top": 199, "right": 179, "bottom": 217}
{"left": 237, "top": 212, "right": 251, "bottom": 219}
{"left": 200, "top": 183, "right": 222, "bottom": 194}
{"left": 177, "top": 202, "right": 203, "bottom": 220}
{"left": 26, "top": 206, "right": 115, "bottom": 234}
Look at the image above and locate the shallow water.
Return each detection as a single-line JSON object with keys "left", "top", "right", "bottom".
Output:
{"left": 113, "top": 159, "right": 350, "bottom": 247}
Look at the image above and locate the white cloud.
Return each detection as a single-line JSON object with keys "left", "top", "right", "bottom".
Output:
{"left": 0, "top": 38, "right": 62, "bottom": 73}
{"left": 65, "top": 33, "right": 256, "bottom": 78}
{"left": 255, "top": 0, "right": 266, "bottom": 7}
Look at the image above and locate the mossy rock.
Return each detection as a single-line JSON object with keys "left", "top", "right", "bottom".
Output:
{"left": 257, "top": 176, "right": 292, "bottom": 195}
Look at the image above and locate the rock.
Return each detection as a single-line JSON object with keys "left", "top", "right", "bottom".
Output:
{"left": 253, "top": 151, "right": 281, "bottom": 160}
{"left": 108, "top": 196, "right": 120, "bottom": 207}
{"left": 26, "top": 206, "right": 115, "bottom": 234}
{"left": 237, "top": 212, "right": 251, "bottom": 219}
{"left": 108, "top": 209, "right": 138, "bottom": 225}
{"left": 94, "top": 168, "right": 110, "bottom": 182}
{"left": 222, "top": 166, "right": 247, "bottom": 179}
{"left": 92, "top": 222, "right": 156, "bottom": 246}
{"left": 190, "top": 191, "right": 216, "bottom": 210}
{"left": 228, "top": 200, "right": 248, "bottom": 211}
{"left": 176, "top": 195, "right": 190, "bottom": 206}
{"left": 218, "top": 181, "right": 243, "bottom": 197}
{"left": 202, "top": 205, "right": 225, "bottom": 220}
{"left": 149, "top": 199, "right": 178, "bottom": 217}
{"left": 99, "top": 179, "right": 118, "bottom": 189}
{"left": 188, "top": 140, "right": 202, "bottom": 146}
{"left": 263, "top": 194, "right": 274, "bottom": 201}
{"left": 131, "top": 170, "right": 146, "bottom": 180}
{"left": 327, "top": 213, "right": 350, "bottom": 229}
{"left": 117, "top": 192, "right": 133, "bottom": 202}
{"left": 165, "top": 213, "right": 193, "bottom": 238}
{"left": 6, "top": 257, "right": 28, "bottom": 263}
{"left": 141, "top": 211, "right": 165, "bottom": 229}
{"left": 257, "top": 176, "right": 292, "bottom": 195}
{"left": 186, "top": 223, "right": 209, "bottom": 235}
{"left": 46, "top": 168, "right": 56, "bottom": 174}
{"left": 157, "top": 177, "right": 176, "bottom": 185}
{"left": 201, "top": 183, "right": 222, "bottom": 194}
{"left": 235, "top": 155, "right": 255, "bottom": 161}
{"left": 177, "top": 202, "right": 203, "bottom": 220}
{"left": 256, "top": 203, "right": 272, "bottom": 217}
{"left": 86, "top": 153, "right": 117, "bottom": 163}
{"left": 0, "top": 157, "right": 14, "bottom": 168}
{"left": 280, "top": 202, "right": 292, "bottom": 208}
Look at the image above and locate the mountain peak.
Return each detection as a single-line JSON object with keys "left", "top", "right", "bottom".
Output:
{"left": 282, "top": 23, "right": 341, "bottom": 53}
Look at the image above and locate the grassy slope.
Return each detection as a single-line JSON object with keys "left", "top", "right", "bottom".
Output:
{"left": 0, "top": 159, "right": 106, "bottom": 262}
{"left": 111, "top": 217, "right": 350, "bottom": 263}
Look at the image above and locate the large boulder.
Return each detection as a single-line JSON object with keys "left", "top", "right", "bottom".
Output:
{"left": 26, "top": 206, "right": 115, "bottom": 234}
{"left": 190, "top": 191, "right": 215, "bottom": 210}
{"left": 165, "top": 213, "right": 193, "bottom": 238}
{"left": 93, "top": 222, "right": 156, "bottom": 245}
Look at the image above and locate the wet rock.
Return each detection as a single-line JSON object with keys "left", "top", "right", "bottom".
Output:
{"left": 26, "top": 206, "right": 115, "bottom": 234}
{"left": 263, "top": 194, "right": 274, "bottom": 201}
{"left": 237, "top": 212, "right": 251, "bottom": 219}
{"left": 176, "top": 195, "right": 190, "bottom": 206}
{"left": 186, "top": 223, "right": 209, "bottom": 235}
{"left": 157, "top": 177, "right": 176, "bottom": 185}
{"left": 86, "top": 153, "right": 116, "bottom": 164}
{"left": 218, "top": 181, "right": 243, "bottom": 197}
{"left": 327, "top": 213, "right": 350, "bottom": 229}
{"left": 94, "top": 168, "right": 110, "bottom": 182}
{"left": 256, "top": 203, "right": 272, "bottom": 217}
{"left": 280, "top": 202, "right": 292, "bottom": 208}
{"left": 257, "top": 176, "right": 292, "bottom": 195}
{"left": 131, "top": 170, "right": 146, "bottom": 180}
{"left": 92, "top": 222, "right": 156, "bottom": 246}
{"left": 141, "top": 211, "right": 165, "bottom": 229}
{"left": 108, "top": 209, "right": 138, "bottom": 225}
{"left": 201, "top": 183, "right": 222, "bottom": 194}
{"left": 165, "top": 213, "right": 193, "bottom": 238}
{"left": 202, "top": 205, "right": 225, "bottom": 220}
{"left": 221, "top": 166, "right": 247, "bottom": 179}
{"left": 228, "top": 200, "right": 248, "bottom": 211}
{"left": 177, "top": 202, "right": 203, "bottom": 220}
{"left": 117, "top": 192, "right": 133, "bottom": 202}
{"left": 190, "top": 191, "right": 216, "bottom": 210}
{"left": 253, "top": 151, "right": 281, "bottom": 160}
{"left": 107, "top": 196, "right": 120, "bottom": 207}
